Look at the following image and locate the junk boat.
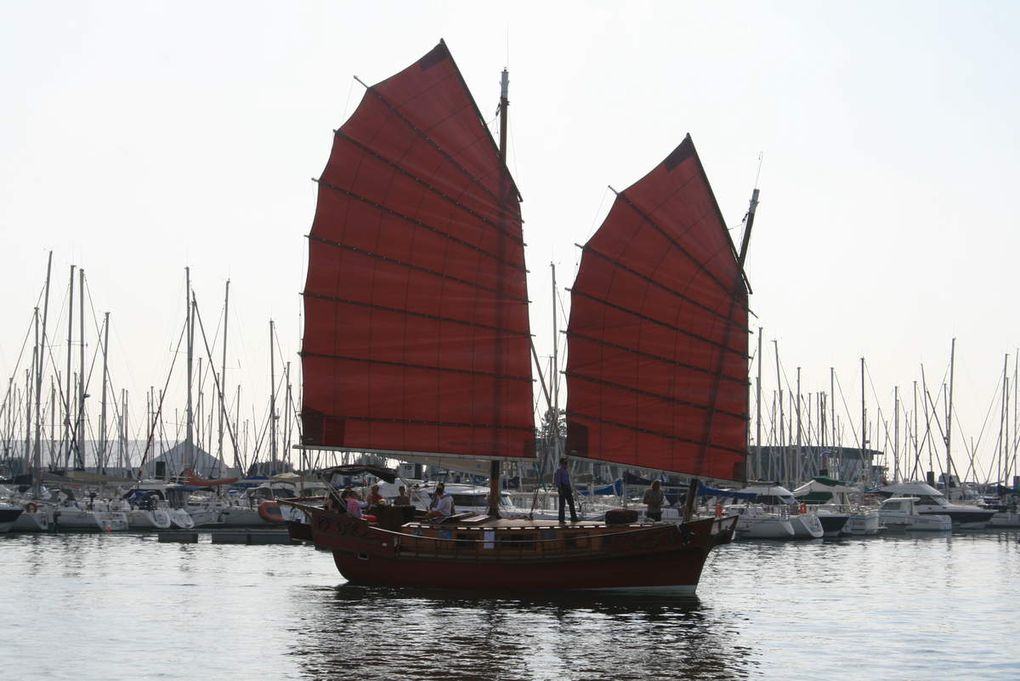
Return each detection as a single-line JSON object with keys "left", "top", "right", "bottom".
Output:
{"left": 287, "top": 40, "right": 759, "bottom": 591}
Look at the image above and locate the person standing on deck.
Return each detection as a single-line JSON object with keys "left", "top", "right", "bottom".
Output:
{"left": 555, "top": 459, "right": 578, "bottom": 523}
{"left": 643, "top": 480, "right": 665, "bottom": 521}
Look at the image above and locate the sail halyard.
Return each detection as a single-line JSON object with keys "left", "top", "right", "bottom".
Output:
{"left": 565, "top": 134, "right": 750, "bottom": 482}
{"left": 300, "top": 41, "right": 535, "bottom": 464}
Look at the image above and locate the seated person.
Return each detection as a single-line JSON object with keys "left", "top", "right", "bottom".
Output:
{"left": 425, "top": 483, "right": 454, "bottom": 521}
{"left": 394, "top": 485, "right": 411, "bottom": 506}
{"left": 366, "top": 483, "right": 386, "bottom": 507}
{"left": 341, "top": 489, "right": 365, "bottom": 519}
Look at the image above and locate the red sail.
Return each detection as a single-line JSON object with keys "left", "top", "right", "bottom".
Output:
{"left": 301, "top": 41, "right": 535, "bottom": 460}
{"left": 565, "top": 135, "right": 748, "bottom": 481}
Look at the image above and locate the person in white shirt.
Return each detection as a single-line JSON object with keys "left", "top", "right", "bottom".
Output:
{"left": 426, "top": 483, "right": 455, "bottom": 520}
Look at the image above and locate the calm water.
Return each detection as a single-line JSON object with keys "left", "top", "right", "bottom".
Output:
{"left": 3, "top": 530, "right": 1019, "bottom": 680}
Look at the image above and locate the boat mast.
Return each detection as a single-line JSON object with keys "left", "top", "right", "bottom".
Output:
{"left": 186, "top": 267, "right": 195, "bottom": 472}
{"left": 270, "top": 319, "right": 277, "bottom": 465}
{"left": 487, "top": 67, "right": 510, "bottom": 517}
{"left": 551, "top": 263, "right": 560, "bottom": 464}
{"left": 773, "top": 341, "right": 782, "bottom": 484}
{"left": 946, "top": 337, "right": 956, "bottom": 488}
{"left": 796, "top": 367, "right": 802, "bottom": 486}
{"left": 99, "top": 312, "right": 110, "bottom": 472}
{"left": 77, "top": 268, "right": 85, "bottom": 470}
{"left": 755, "top": 327, "right": 762, "bottom": 481}
{"left": 64, "top": 265, "right": 74, "bottom": 467}
{"left": 893, "top": 386, "right": 900, "bottom": 483}
{"left": 33, "top": 252, "right": 52, "bottom": 493}
{"left": 860, "top": 357, "right": 867, "bottom": 486}
{"left": 219, "top": 280, "right": 229, "bottom": 463}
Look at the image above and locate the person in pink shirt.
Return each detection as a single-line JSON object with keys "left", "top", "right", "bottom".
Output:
{"left": 342, "top": 489, "right": 364, "bottom": 519}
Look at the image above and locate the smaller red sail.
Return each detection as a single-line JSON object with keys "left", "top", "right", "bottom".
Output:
{"left": 565, "top": 135, "right": 749, "bottom": 481}
{"left": 300, "top": 41, "right": 535, "bottom": 460}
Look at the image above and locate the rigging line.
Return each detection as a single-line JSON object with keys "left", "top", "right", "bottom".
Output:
{"left": 832, "top": 373, "right": 861, "bottom": 448}
{"left": 140, "top": 319, "right": 187, "bottom": 469}
{"left": 0, "top": 309, "right": 38, "bottom": 418}
{"left": 959, "top": 370, "right": 1003, "bottom": 483}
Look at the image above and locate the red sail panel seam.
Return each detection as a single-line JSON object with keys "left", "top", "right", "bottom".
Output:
{"left": 570, "top": 289, "right": 749, "bottom": 359}
{"left": 564, "top": 330, "right": 748, "bottom": 386}
{"left": 325, "top": 413, "right": 535, "bottom": 433}
{"left": 303, "top": 291, "right": 531, "bottom": 336}
{"left": 568, "top": 413, "right": 747, "bottom": 458}
{"left": 307, "top": 235, "right": 528, "bottom": 301}
{"left": 301, "top": 350, "right": 533, "bottom": 383}
{"left": 363, "top": 84, "right": 504, "bottom": 206}
{"left": 334, "top": 130, "right": 525, "bottom": 244}
{"left": 579, "top": 243, "right": 749, "bottom": 333}
{"left": 566, "top": 370, "right": 747, "bottom": 421}
{"left": 616, "top": 191, "right": 734, "bottom": 298}
{"left": 314, "top": 179, "right": 527, "bottom": 266}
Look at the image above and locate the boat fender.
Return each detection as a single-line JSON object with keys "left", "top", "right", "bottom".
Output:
{"left": 26, "top": 502, "right": 39, "bottom": 514}
{"left": 799, "top": 502, "right": 807, "bottom": 514}
{"left": 714, "top": 503, "right": 722, "bottom": 518}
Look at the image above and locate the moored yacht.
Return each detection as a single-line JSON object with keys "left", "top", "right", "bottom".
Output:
{"left": 741, "top": 482, "right": 824, "bottom": 539}
{"left": 877, "top": 482, "right": 994, "bottom": 528}
{"left": 879, "top": 496, "right": 952, "bottom": 532}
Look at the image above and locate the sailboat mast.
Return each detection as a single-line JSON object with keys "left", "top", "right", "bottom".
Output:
{"left": 33, "top": 252, "right": 52, "bottom": 492}
{"left": 755, "top": 327, "right": 762, "bottom": 481}
{"left": 186, "top": 268, "right": 195, "bottom": 471}
{"left": 219, "top": 280, "right": 229, "bottom": 461}
{"left": 270, "top": 319, "right": 277, "bottom": 464}
{"left": 77, "top": 268, "right": 85, "bottom": 469}
{"left": 893, "top": 386, "right": 900, "bottom": 483}
{"left": 551, "top": 262, "right": 560, "bottom": 463}
{"left": 860, "top": 357, "right": 866, "bottom": 486}
{"left": 64, "top": 265, "right": 74, "bottom": 466}
{"left": 946, "top": 337, "right": 956, "bottom": 487}
{"left": 99, "top": 312, "right": 110, "bottom": 471}
{"left": 487, "top": 67, "right": 511, "bottom": 517}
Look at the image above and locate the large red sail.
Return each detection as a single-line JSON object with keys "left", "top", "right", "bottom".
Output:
{"left": 301, "top": 41, "right": 535, "bottom": 460}
{"left": 565, "top": 135, "right": 749, "bottom": 481}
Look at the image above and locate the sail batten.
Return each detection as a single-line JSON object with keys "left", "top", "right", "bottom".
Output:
{"left": 578, "top": 244, "right": 749, "bottom": 332}
{"left": 569, "top": 289, "right": 749, "bottom": 357}
{"left": 566, "top": 331, "right": 747, "bottom": 385}
{"left": 332, "top": 131, "right": 525, "bottom": 243}
{"left": 566, "top": 135, "right": 749, "bottom": 482}
{"left": 566, "top": 371, "right": 748, "bottom": 421}
{"left": 301, "top": 42, "right": 534, "bottom": 461}
{"left": 307, "top": 235, "right": 528, "bottom": 299}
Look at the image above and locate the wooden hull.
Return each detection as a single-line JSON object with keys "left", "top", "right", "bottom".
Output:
{"left": 295, "top": 504, "right": 735, "bottom": 592}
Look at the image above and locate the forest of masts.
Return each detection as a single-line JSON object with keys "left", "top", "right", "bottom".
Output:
{"left": 3, "top": 252, "right": 1019, "bottom": 490}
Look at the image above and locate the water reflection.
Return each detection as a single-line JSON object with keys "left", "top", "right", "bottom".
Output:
{"left": 287, "top": 585, "right": 753, "bottom": 680}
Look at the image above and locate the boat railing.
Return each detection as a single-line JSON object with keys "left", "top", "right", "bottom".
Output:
{"left": 367, "top": 519, "right": 702, "bottom": 561}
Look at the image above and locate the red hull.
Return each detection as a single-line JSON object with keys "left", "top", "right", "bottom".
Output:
{"left": 295, "top": 504, "right": 735, "bottom": 592}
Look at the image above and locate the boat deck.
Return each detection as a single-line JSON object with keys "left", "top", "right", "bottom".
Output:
{"left": 406, "top": 514, "right": 611, "bottom": 530}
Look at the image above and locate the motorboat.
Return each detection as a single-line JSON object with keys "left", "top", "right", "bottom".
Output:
{"left": 877, "top": 482, "right": 994, "bottom": 528}
{"left": 879, "top": 496, "right": 952, "bottom": 532}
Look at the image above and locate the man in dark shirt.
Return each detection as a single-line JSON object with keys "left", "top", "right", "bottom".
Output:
{"left": 554, "top": 458, "right": 578, "bottom": 523}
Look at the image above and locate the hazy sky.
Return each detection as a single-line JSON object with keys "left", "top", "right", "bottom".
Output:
{"left": 2, "top": 1, "right": 1019, "bottom": 480}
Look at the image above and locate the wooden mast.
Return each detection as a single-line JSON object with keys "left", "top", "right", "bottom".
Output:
{"left": 487, "top": 67, "right": 511, "bottom": 517}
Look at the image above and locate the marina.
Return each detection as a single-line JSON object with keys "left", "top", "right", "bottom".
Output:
{"left": 4, "top": 3, "right": 1020, "bottom": 679}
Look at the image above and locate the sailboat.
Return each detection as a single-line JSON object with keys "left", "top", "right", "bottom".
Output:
{"left": 290, "top": 40, "right": 751, "bottom": 591}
